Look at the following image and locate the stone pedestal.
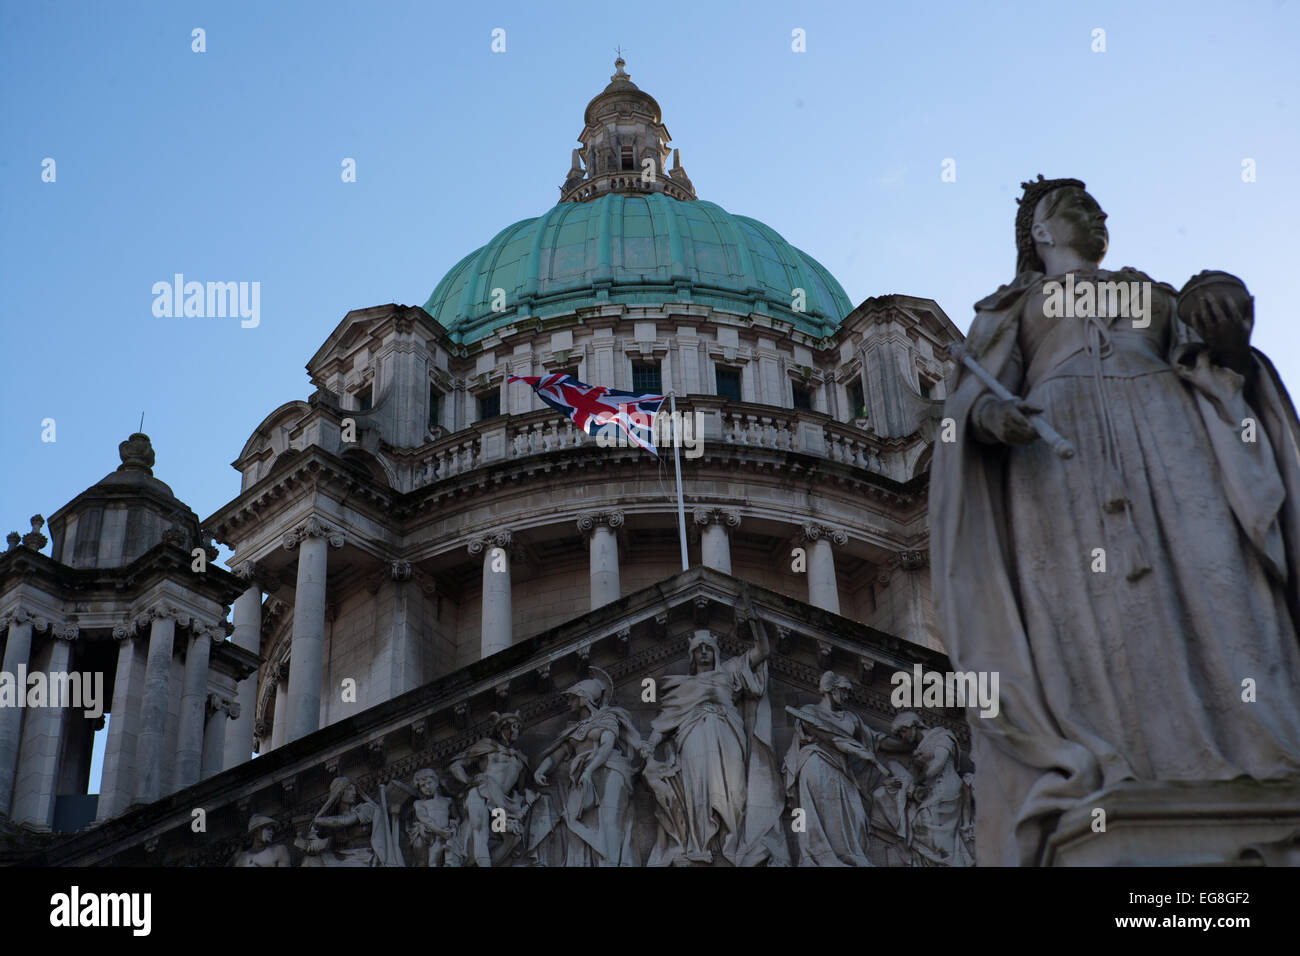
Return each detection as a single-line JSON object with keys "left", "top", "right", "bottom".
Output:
{"left": 1043, "top": 778, "right": 1300, "bottom": 866}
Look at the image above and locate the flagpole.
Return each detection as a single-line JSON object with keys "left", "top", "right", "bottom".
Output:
{"left": 669, "top": 391, "right": 689, "bottom": 571}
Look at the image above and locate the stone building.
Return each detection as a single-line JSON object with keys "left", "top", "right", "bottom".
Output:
{"left": 2, "top": 59, "right": 970, "bottom": 867}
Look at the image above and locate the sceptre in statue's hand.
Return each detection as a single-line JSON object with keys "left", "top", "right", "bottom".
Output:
{"left": 950, "top": 342, "right": 1076, "bottom": 459}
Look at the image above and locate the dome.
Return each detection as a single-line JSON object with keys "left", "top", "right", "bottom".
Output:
{"left": 423, "top": 193, "right": 853, "bottom": 344}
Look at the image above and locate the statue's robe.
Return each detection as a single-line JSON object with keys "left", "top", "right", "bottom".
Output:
{"left": 300, "top": 795, "right": 403, "bottom": 867}
{"left": 782, "top": 705, "right": 877, "bottom": 866}
{"left": 908, "top": 727, "right": 971, "bottom": 867}
{"left": 542, "top": 706, "right": 641, "bottom": 867}
{"left": 931, "top": 268, "right": 1300, "bottom": 865}
{"left": 646, "top": 655, "right": 789, "bottom": 866}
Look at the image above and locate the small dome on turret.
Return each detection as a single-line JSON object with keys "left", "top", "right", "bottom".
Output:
{"left": 45, "top": 433, "right": 204, "bottom": 568}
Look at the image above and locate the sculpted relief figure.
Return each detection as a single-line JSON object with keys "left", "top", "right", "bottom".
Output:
{"left": 533, "top": 666, "right": 643, "bottom": 866}
{"left": 392, "top": 768, "right": 460, "bottom": 867}
{"left": 447, "top": 711, "right": 540, "bottom": 867}
{"left": 640, "top": 603, "right": 790, "bottom": 866}
{"left": 231, "top": 814, "right": 292, "bottom": 867}
{"left": 872, "top": 712, "right": 973, "bottom": 867}
{"left": 931, "top": 175, "right": 1300, "bottom": 865}
{"left": 298, "top": 776, "right": 404, "bottom": 867}
{"left": 782, "top": 671, "right": 883, "bottom": 866}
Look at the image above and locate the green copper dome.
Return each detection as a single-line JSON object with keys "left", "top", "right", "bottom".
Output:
{"left": 424, "top": 193, "right": 852, "bottom": 344}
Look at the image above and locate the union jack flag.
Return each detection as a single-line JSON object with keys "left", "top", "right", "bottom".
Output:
{"left": 507, "top": 373, "right": 666, "bottom": 455}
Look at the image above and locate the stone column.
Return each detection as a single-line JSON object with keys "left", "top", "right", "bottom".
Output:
{"left": 135, "top": 608, "right": 177, "bottom": 804}
{"left": 201, "top": 694, "right": 236, "bottom": 780}
{"left": 282, "top": 518, "right": 344, "bottom": 743}
{"left": 802, "top": 523, "right": 848, "bottom": 614}
{"left": 270, "top": 662, "right": 290, "bottom": 750}
{"left": 11, "top": 622, "right": 78, "bottom": 827}
{"left": 384, "top": 561, "right": 422, "bottom": 698}
{"left": 223, "top": 569, "right": 263, "bottom": 770}
{"left": 172, "top": 623, "right": 214, "bottom": 791}
{"left": 469, "top": 530, "right": 513, "bottom": 658}
{"left": 97, "top": 624, "right": 146, "bottom": 820}
{"left": 694, "top": 508, "right": 742, "bottom": 575}
{"left": 0, "top": 610, "right": 37, "bottom": 816}
{"left": 578, "top": 512, "right": 623, "bottom": 609}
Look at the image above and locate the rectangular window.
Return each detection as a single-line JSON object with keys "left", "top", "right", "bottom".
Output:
{"left": 357, "top": 386, "right": 373, "bottom": 412}
{"left": 478, "top": 392, "right": 500, "bottom": 420}
{"left": 428, "top": 384, "right": 441, "bottom": 430}
{"left": 716, "top": 366, "right": 742, "bottom": 402}
{"left": 632, "top": 362, "right": 662, "bottom": 394}
{"left": 919, "top": 378, "right": 933, "bottom": 400}
{"left": 792, "top": 385, "right": 812, "bottom": 410}
{"left": 849, "top": 380, "right": 866, "bottom": 418}
{"left": 621, "top": 147, "right": 634, "bottom": 171}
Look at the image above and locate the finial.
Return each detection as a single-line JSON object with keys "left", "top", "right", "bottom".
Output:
{"left": 613, "top": 45, "right": 627, "bottom": 77}
{"left": 22, "top": 515, "right": 47, "bottom": 551}
{"left": 118, "top": 432, "right": 156, "bottom": 475}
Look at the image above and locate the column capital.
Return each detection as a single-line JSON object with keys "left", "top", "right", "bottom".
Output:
{"left": 206, "top": 693, "right": 240, "bottom": 719}
{"left": 189, "top": 621, "right": 222, "bottom": 643}
{"left": 390, "top": 560, "right": 413, "bottom": 581}
{"left": 468, "top": 528, "right": 514, "bottom": 556}
{"left": 693, "top": 507, "right": 742, "bottom": 532}
{"left": 50, "top": 621, "right": 80, "bottom": 642}
{"left": 877, "top": 547, "right": 929, "bottom": 584}
{"left": 282, "top": 516, "right": 345, "bottom": 552}
{"left": 576, "top": 511, "right": 625, "bottom": 537}
{"left": 0, "top": 606, "right": 45, "bottom": 631}
{"left": 234, "top": 560, "right": 281, "bottom": 594}
{"left": 799, "top": 522, "right": 848, "bottom": 547}
{"left": 134, "top": 603, "right": 185, "bottom": 630}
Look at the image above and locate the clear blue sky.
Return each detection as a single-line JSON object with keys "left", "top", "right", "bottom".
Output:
{"left": 3, "top": 0, "right": 1299, "bottom": 548}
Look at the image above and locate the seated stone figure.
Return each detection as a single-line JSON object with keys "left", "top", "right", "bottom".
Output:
{"left": 298, "top": 775, "right": 403, "bottom": 867}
